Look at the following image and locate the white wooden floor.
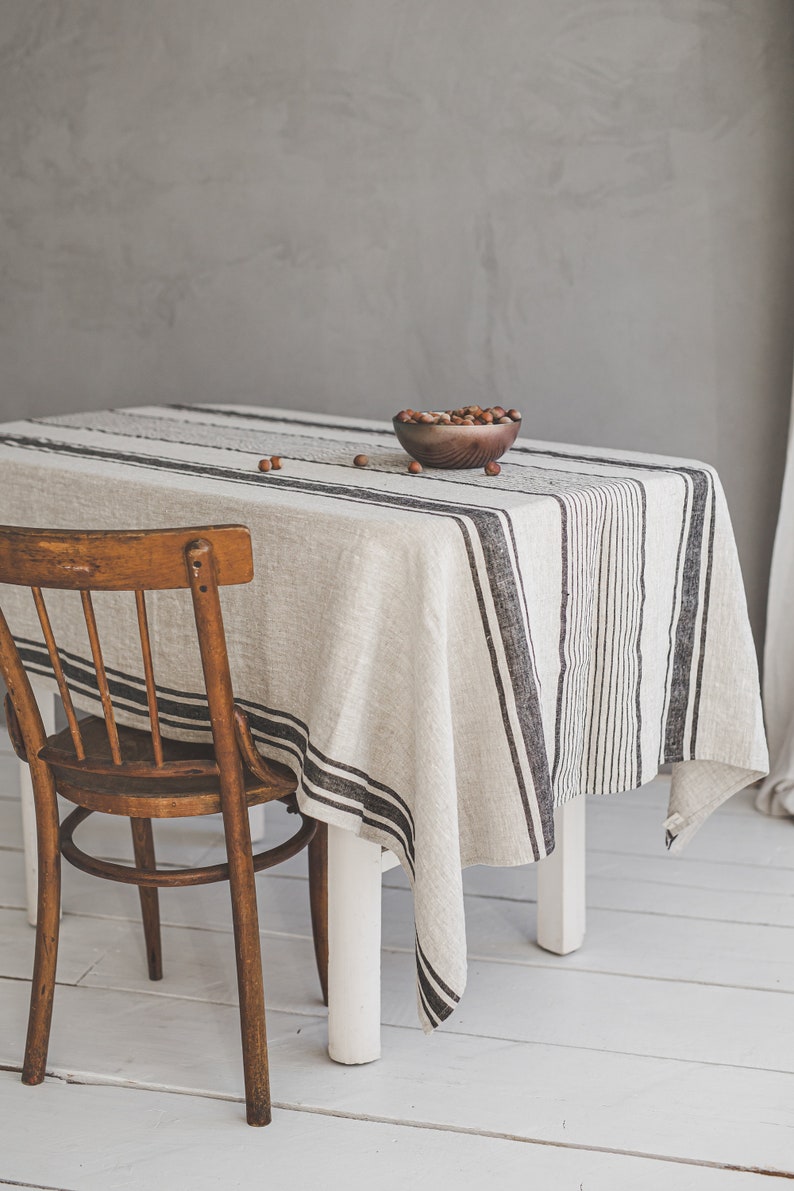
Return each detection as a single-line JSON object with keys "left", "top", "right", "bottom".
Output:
{"left": 1, "top": 729, "right": 794, "bottom": 1191}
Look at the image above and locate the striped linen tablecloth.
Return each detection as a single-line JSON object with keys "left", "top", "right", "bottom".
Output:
{"left": 0, "top": 404, "right": 768, "bottom": 1030}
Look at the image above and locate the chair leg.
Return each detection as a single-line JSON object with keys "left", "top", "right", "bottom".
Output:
{"left": 226, "top": 820, "right": 271, "bottom": 1126}
{"left": 22, "top": 794, "right": 61, "bottom": 1085}
{"left": 130, "top": 818, "right": 162, "bottom": 981}
{"left": 308, "top": 822, "right": 329, "bottom": 1006}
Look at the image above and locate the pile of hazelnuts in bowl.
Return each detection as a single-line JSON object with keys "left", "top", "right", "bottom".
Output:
{"left": 395, "top": 405, "right": 521, "bottom": 427}
{"left": 391, "top": 405, "right": 522, "bottom": 473}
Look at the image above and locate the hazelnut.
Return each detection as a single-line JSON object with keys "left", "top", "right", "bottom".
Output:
{"left": 484, "top": 461, "right": 501, "bottom": 476}
{"left": 498, "top": 416, "right": 512, "bottom": 424}
{"left": 270, "top": 455, "right": 282, "bottom": 470}
{"left": 407, "top": 460, "right": 423, "bottom": 474}
{"left": 354, "top": 454, "right": 369, "bottom": 467}
{"left": 257, "top": 458, "right": 271, "bottom": 472}
{"left": 395, "top": 404, "right": 518, "bottom": 429}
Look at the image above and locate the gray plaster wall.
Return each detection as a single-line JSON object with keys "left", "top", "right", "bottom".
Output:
{"left": 1, "top": 1, "right": 793, "bottom": 645}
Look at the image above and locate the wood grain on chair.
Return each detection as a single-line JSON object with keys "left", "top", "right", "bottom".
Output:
{"left": 0, "top": 524, "right": 328, "bottom": 1127}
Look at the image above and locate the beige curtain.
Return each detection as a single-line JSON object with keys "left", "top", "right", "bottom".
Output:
{"left": 756, "top": 372, "right": 794, "bottom": 816}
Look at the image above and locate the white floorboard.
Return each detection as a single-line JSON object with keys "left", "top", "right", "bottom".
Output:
{"left": 0, "top": 978, "right": 792, "bottom": 1173}
{"left": 0, "top": 1073, "right": 791, "bottom": 1191}
{"left": 1, "top": 739, "right": 794, "bottom": 1184}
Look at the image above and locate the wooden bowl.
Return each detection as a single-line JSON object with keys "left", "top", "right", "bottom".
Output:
{"left": 392, "top": 417, "right": 520, "bottom": 469}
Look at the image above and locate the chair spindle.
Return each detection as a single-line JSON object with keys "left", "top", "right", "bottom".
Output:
{"left": 31, "top": 586, "right": 85, "bottom": 761}
{"left": 80, "top": 590, "right": 122, "bottom": 765}
{"left": 134, "top": 590, "right": 163, "bottom": 767}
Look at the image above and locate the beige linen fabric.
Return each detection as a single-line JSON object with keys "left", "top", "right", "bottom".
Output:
{"left": 0, "top": 405, "right": 767, "bottom": 1029}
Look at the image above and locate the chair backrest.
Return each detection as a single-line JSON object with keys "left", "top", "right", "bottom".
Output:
{"left": 0, "top": 525, "right": 254, "bottom": 776}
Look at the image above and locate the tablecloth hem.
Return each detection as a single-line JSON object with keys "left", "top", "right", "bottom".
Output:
{"left": 665, "top": 764, "right": 767, "bottom": 852}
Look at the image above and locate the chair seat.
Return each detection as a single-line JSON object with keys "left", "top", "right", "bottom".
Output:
{"left": 39, "top": 715, "right": 297, "bottom": 819}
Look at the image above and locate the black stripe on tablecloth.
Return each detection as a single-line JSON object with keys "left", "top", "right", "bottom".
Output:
{"left": 415, "top": 934, "right": 460, "bottom": 1027}
{"left": 581, "top": 486, "right": 610, "bottom": 791}
{"left": 451, "top": 513, "right": 549, "bottom": 853}
{"left": 689, "top": 482, "right": 716, "bottom": 755}
{"left": 16, "top": 638, "right": 417, "bottom": 872}
{"left": 550, "top": 496, "right": 569, "bottom": 794}
{"left": 658, "top": 476, "right": 690, "bottom": 765}
{"left": 661, "top": 468, "right": 712, "bottom": 762}
{"left": 502, "top": 511, "right": 541, "bottom": 695}
{"left": 514, "top": 443, "right": 714, "bottom": 766}
{"left": 1, "top": 428, "right": 553, "bottom": 857}
{"left": 416, "top": 934, "right": 461, "bottom": 1004}
{"left": 165, "top": 403, "right": 398, "bottom": 437}
{"left": 634, "top": 480, "right": 647, "bottom": 783}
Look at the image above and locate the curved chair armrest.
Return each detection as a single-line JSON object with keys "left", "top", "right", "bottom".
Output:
{"left": 233, "top": 705, "right": 296, "bottom": 798}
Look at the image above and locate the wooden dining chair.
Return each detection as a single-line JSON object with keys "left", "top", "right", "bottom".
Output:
{"left": 0, "top": 524, "right": 328, "bottom": 1127}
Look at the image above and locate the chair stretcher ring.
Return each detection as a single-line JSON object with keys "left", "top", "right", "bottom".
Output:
{"left": 59, "top": 805, "right": 317, "bottom": 888}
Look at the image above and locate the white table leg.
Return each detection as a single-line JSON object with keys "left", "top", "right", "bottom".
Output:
{"left": 20, "top": 683, "right": 57, "bottom": 927}
{"left": 248, "top": 803, "right": 266, "bottom": 843}
{"left": 536, "top": 795, "right": 586, "bottom": 955}
{"left": 326, "top": 824, "right": 382, "bottom": 1064}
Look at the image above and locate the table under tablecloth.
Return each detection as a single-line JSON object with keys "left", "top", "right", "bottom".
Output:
{"left": 0, "top": 404, "right": 767, "bottom": 1030}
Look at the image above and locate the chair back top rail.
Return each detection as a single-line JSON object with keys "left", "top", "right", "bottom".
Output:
{"left": 0, "top": 525, "right": 253, "bottom": 590}
{"left": 0, "top": 524, "right": 254, "bottom": 771}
